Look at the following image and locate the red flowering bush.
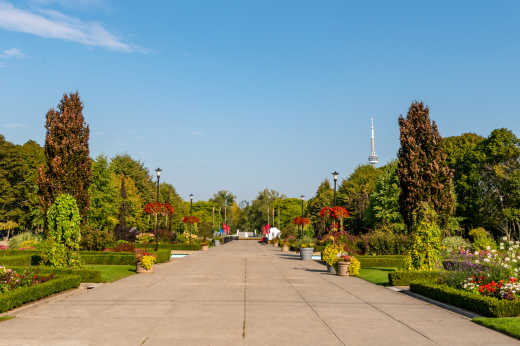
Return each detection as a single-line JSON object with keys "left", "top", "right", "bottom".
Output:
{"left": 182, "top": 216, "right": 201, "bottom": 224}
{"left": 292, "top": 217, "right": 311, "bottom": 226}
{"left": 144, "top": 202, "right": 175, "bottom": 215}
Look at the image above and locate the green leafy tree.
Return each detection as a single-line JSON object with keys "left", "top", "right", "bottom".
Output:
{"left": 112, "top": 174, "right": 145, "bottom": 231}
{"left": 398, "top": 101, "right": 453, "bottom": 231}
{"left": 337, "top": 165, "right": 381, "bottom": 233}
{"left": 0, "top": 136, "right": 44, "bottom": 233}
{"left": 365, "top": 161, "right": 404, "bottom": 231}
{"left": 87, "top": 155, "right": 118, "bottom": 231}
{"left": 306, "top": 180, "right": 333, "bottom": 238}
{"left": 38, "top": 92, "right": 91, "bottom": 217}
{"left": 42, "top": 194, "right": 81, "bottom": 267}
{"left": 110, "top": 155, "right": 155, "bottom": 204}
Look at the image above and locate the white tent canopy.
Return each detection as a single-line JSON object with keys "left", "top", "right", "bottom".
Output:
{"left": 268, "top": 227, "right": 281, "bottom": 240}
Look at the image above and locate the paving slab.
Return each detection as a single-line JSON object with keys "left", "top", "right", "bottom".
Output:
{"left": 0, "top": 241, "right": 518, "bottom": 345}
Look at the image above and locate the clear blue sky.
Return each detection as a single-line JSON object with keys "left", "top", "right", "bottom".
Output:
{"left": 1, "top": 1, "right": 519, "bottom": 202}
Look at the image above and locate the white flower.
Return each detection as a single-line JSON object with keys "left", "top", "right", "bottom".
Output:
{"left": 484, "top": 258, "right": 491, "bottom": 263}
{"left": 487, "top": 246, "right": 491, "bottom": 250}
{"left": 475, "top": 260, "right": 480, "bottom": 264}
{"left": 513, "top": 259, "right": 518, "bottom": 263}
{"left": 503, "top": 236, "right": 508, "bottom": 241}
{"left": 492, "top": 249, "right": 497, "bottom": 253}
{"left": 474, "top": 251, "right": 479, "bottom": 255}
{"left": 506, "top": 257, "right": 511, "bottom": 262}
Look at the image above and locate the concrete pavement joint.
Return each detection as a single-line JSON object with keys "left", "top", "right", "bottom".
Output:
{"left": 273, "top": 260, "right": 347, "bottom": 346}
{"left": 242, "top": 257, "right": 247, "bottom": 339}
{"left": 319, "top": 276, "right": 435, "bottom": 344}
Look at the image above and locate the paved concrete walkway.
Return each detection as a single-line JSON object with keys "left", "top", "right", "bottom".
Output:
{"left": 0, "top": 241, "right": 518, "bottom": 345}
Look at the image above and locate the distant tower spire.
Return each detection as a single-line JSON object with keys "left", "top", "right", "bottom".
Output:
{"left": 368, "top": 117, "right": 378, "bottom": 167}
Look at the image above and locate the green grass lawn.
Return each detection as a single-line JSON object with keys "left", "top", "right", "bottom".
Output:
{"left": 473, "top": 317, "right": 520, "bottom": 340}
{"left": 358, "top": 267, "right": 396, "bottom": 286}
{"left": 83, "top": 265, "right": 136, "bottom": 282}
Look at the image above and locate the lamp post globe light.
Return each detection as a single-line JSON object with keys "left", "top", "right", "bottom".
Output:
{"left": 332, "top": 171, "right": 339, "bottom": 207}
{"left": 154, "top": 168, "right": 162, "bottom": 251}
{"left": 189, "top": 193, "right": 194, "bottom": 215}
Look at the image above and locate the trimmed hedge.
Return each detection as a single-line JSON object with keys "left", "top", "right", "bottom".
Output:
{"left": 0, "top": 275, "right": 81, "bottom": 313}
{"left": 80, "top": 253, "right": 135, "bottom": 265}
{"left": 169, "top": 243, "right": 202, "bottom": 251}
{"left": 410, "top": 282, "right": 520, "bottom": 317}
{"left": 357, "top": 255, "right": 405, "bottom": 269}
{"left": 0, "top": 250, "right": 39, "bottom": 257}
{"left": 0, "top": 255, "right": 39, "bottom": 266}
{"left": 388, "top": 271, "right": 441, "bottom": 286}
{"left": 153, "top": 249, "right": 171, "bottom": 263}
{"left": 9, "top": 266, "right": 103, "bottom": 283}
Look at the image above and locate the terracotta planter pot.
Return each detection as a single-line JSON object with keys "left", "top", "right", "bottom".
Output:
{"left": 337, "top": 261, "right": 350, "bottom": 276}
{"left": 281, "top": 244, "right": 289, "bottom": 252}
{"left": 136, "top": 262, "right": 154, "bottom": 273}
{"left": 202, "top": 244, "right": 209, "bottom": 251}
{"left": 273, "top": 242, "right": 279, "bottom": 247}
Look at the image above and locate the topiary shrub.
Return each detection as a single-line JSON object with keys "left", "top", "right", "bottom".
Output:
{"left": 43, "top": 194, "right": 81, "bottom": 268}
{"left": 405, "top": 204, "right": 441, "bottom": 271}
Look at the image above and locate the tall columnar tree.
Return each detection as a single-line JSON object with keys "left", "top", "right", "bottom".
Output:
{"left": 397, "top": 101, "right": 453, "bottom": 231}
{"left": 38, "top": 92, "right": 91, "bottom": 218}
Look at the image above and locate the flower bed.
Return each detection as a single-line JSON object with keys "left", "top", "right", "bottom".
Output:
{"left": 0, "top": 266, "right": 55, "bottom": 293}
{"left": 0, "top": 274, "right": 80, "bottom": 313}
{"left": 410, "top": 281, "right": 520, "bottom": 317}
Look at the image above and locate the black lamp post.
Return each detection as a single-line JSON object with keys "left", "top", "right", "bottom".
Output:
{"left": 332, "top": 171, "right": 338, "bottom": 207}
{"left": 154, "top": 168, "right": 162, "bottom": 251}
{"left": 300, "top": 195, "right": 304, "bottom": 239}
{"left": 189, "top": 193, "right": 194, "bottom": 245}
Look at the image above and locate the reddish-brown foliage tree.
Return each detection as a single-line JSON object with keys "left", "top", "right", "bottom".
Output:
{"left": 398, "top": 101, "right": 453, "bottom": 231}
{"left": 38, "top": 92, "right": 91, "bottom": 218}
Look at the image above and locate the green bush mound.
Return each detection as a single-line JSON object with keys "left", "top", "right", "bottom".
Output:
{"left": 388, "top": 271, "right": 441, "bottom": 286}
{"left": 357, "top": 255, "right": 405, "bottom": 269}
{"left": 80, "top": 253, "right": 135, "bottom": 265}
{"left": 410, "top": 282, "right": 520, "bottom": 317}
{"left": 0, "top": 275, "right": 80, "bottom": 313}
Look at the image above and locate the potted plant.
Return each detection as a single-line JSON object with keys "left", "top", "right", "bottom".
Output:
{"left": 273, "top": 239, "right": 279, "bottom": 247}
{"left": 323, "top": 243, "right": 342, "bottom": 274}
{"left": 201, "top": 242, "right": 209, "bottom": 251}
{"left": 136, "top": 252, "right": 156, "bottom": 273}
{"left": 281, "top": 240, "right": 290, "bottom": 252}
{"left": 214, "top": 237, "right": 221, "bottom": 247}
{"left": 337, "top": 255, "right": 351, "bottom": 276}
{"left": 299, "top": 239, "right": 315, "bottom": 261}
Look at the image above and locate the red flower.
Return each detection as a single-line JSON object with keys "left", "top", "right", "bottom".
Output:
{"left": 182, "top": 216, "right": 201, "bottom": 224}
{"left": 144, "top": 202, "right": 175, "bottom": 215}
{"left": 292, "top": 217, "right": 311, "bottom": 225}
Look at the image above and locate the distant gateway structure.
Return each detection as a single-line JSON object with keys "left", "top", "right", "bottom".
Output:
{"left": 368, "top": 117, "right": 378, "bottom": 167}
